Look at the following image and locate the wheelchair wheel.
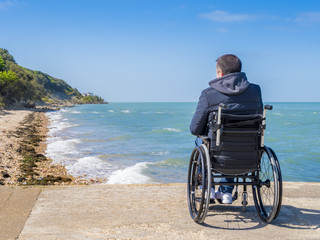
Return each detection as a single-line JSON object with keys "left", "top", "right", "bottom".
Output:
{"left": 187, "top": 145, "right": 211, "bottom": 223}
{"left": 253, "top": 146, "right": 282, "bottom": 223}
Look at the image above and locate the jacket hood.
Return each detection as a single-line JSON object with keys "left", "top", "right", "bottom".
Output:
{"left": 209, "top": 72, "right": 250, "bottom": 95}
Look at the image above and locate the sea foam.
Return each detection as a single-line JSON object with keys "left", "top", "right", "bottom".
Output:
{"left": 163, "top": 128, "right": 181, "bottom": 132}
{"left": 151, "top": 151, "right": 169, "bottom": 156}
{"left": 67, "top": 156, "right": 113, "bottom": 179}
{"left": 107, "top": 162, "right": 153, "bottom": 184}
{"left": 46, "top": 138, "right": 81, "bottom": 161}
{"left": 46, "top": 111, "right": 77, "bottom": 135}
{"left": 121, "top": 110, "right": 130, "bottom": 113}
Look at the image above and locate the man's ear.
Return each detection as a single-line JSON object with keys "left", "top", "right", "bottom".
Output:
{"left": 217, "top": 69, "right": 224, "bottom": 77}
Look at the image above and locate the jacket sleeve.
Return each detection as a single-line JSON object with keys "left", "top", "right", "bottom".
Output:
{"left": 190, "top": 90, "right": 209, "bottom": 136}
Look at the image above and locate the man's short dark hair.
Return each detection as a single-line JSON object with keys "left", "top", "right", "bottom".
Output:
{"left": 216, "top": 54, "right": 242, "bottom": 75}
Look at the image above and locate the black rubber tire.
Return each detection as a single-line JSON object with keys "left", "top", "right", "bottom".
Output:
{"left": 252, "top": 146, "right": 282, "bottom": 223}
{"left": 187, "top": 145, "right": 211, "bottom": 223}
{"left": 268, "top": 147, "right": 283, "bottom": 220}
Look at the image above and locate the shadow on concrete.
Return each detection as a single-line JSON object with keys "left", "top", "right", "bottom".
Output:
{"left": 201, "top": 204, "right": 320, "bottom": 230}
{"left": 274, "top": 205, "right": 320, "bottom": 230}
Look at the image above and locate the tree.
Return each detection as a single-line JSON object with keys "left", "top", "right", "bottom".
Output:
{"left": 0, "top": 56, "right": 5, "bottom": 71}
{"left": 0, "top": 48, "right": 16, "bottom": 63}
{"left": 0, "top": 70, "right": 19, "bottom": 99}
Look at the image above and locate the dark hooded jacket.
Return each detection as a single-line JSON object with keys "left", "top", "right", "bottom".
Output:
{"left": 190, "top": 72, "right": 263, "bottom": 136}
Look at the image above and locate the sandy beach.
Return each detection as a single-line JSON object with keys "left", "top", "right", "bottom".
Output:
{"left": 0, "top": 110, "right": 29, "bottom": 185}
{"left": 0, "top": 110, "right": 74, "bottom": 186}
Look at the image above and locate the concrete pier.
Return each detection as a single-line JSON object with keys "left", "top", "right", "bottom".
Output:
{"left": 0, "top": 182, "right": 319, "bottom": 240}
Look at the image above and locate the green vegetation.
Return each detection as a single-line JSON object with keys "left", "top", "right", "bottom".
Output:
{"left": 0, "top": 56, "right": 5, "bottom": 71}
{"left": 82, "top": 95, "right": 105, "bottom": 103}
{"left": 0, "top": 70, "right": 19, "bottom": 99}
{"left": 0, "top": 48, "right": 106, "bottom": 108}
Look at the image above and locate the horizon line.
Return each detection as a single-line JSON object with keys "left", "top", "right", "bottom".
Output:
{"left": 105, "top": 101, "right": 320, "bottom": 103}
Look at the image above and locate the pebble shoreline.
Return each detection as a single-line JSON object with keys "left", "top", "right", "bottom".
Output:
{"left": 0, "top": 110, "right": 89, "bottom": 185}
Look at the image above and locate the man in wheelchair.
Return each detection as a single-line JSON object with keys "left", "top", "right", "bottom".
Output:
{"left": 190, "top": 54, "right": 263, "bottom": 204}
{"left": 188, "top": 54, "right": 281, "bottom": 224}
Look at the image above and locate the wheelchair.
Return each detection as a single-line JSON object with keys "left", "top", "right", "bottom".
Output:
{"left": 187, "top": 104, "right": 282, "bottom": 224}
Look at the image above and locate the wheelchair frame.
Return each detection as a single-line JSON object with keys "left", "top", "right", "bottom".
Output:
{"left": 187, "top": 104, "right": 282, "bottom": 224}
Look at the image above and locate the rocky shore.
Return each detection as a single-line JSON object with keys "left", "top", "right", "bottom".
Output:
{"left": 0, "top": 110, "right": 80, "bottom": 185}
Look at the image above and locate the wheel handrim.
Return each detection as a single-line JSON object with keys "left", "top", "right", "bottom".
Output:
{"left": 253, "top": 147, "right": 280, "bottom": 222}
{"left": 259, "top": 150, "right": 276, "bottom": 217}
{"left": 188, "top": 148, "right": 205, "bottom": 221}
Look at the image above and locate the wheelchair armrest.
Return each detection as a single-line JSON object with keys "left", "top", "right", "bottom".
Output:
{"left": 197, "top": 135, "right": 210, "bottom": 144}
{"left": 197, "top": 135, "right": 209, "bottom": 140}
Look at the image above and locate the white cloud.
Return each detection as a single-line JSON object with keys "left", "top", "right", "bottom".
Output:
{"left": 295, "top": 12, "right": 320, "bottom": 23}
{"left": 199, "top": 10, "right": 257, "bottom": 22}
{"left": 0, "top": 0, "right": 15, "bottom": 10}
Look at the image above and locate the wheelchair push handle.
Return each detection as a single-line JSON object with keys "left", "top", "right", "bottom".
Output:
{"left": 216, "top": 104, "right": 227, "bottom": 147}
{"left": 264, "top": 105, "right": 273, "bottom": 110}
{"left": 219, "top": 103, "right": 227, "bottom": 109}
{"left": 261, "top": 105, "right": 273, "bottom": 147}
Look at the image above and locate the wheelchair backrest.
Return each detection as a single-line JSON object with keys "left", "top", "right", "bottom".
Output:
{"left": 210, "top": 113, "right": 264, "bottom": 175}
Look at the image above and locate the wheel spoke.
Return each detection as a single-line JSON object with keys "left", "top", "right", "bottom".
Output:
{"left": 253, "top": 147, "right": 282, "bottom": 223}
{"left": 188, "top": 146, "right": 209, "bottom": 223}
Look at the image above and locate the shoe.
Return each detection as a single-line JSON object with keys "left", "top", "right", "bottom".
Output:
{"left": 221, "top": 193, "right": 232, "bottom": 204}
{"left": 215, "top": 191, "right": 232, "bottom": 204}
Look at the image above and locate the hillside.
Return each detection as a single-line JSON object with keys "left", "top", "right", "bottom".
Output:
{"left": 0, "top": 49, "right": 106, "bottom": 109}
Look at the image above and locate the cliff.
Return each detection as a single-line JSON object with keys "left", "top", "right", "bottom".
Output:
{"left": 0, "top": 48, "right": 106, "bottom": 109}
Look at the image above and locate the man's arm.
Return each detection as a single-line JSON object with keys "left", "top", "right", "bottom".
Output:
{"left": 190, "top": 90, "right": 209, "bottom": 136}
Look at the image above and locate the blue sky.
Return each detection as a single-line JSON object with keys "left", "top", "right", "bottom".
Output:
{"left": 1, "top": 0, "right": 320, "bottom": 102}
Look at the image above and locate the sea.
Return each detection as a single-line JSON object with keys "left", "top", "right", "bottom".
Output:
{"left": 45, "top": 102, "right": 320, "bottom": 184}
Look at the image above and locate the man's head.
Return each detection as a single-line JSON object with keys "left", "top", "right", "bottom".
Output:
{"left": 216, "top": 54, "right": 242, "bottom": 78}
